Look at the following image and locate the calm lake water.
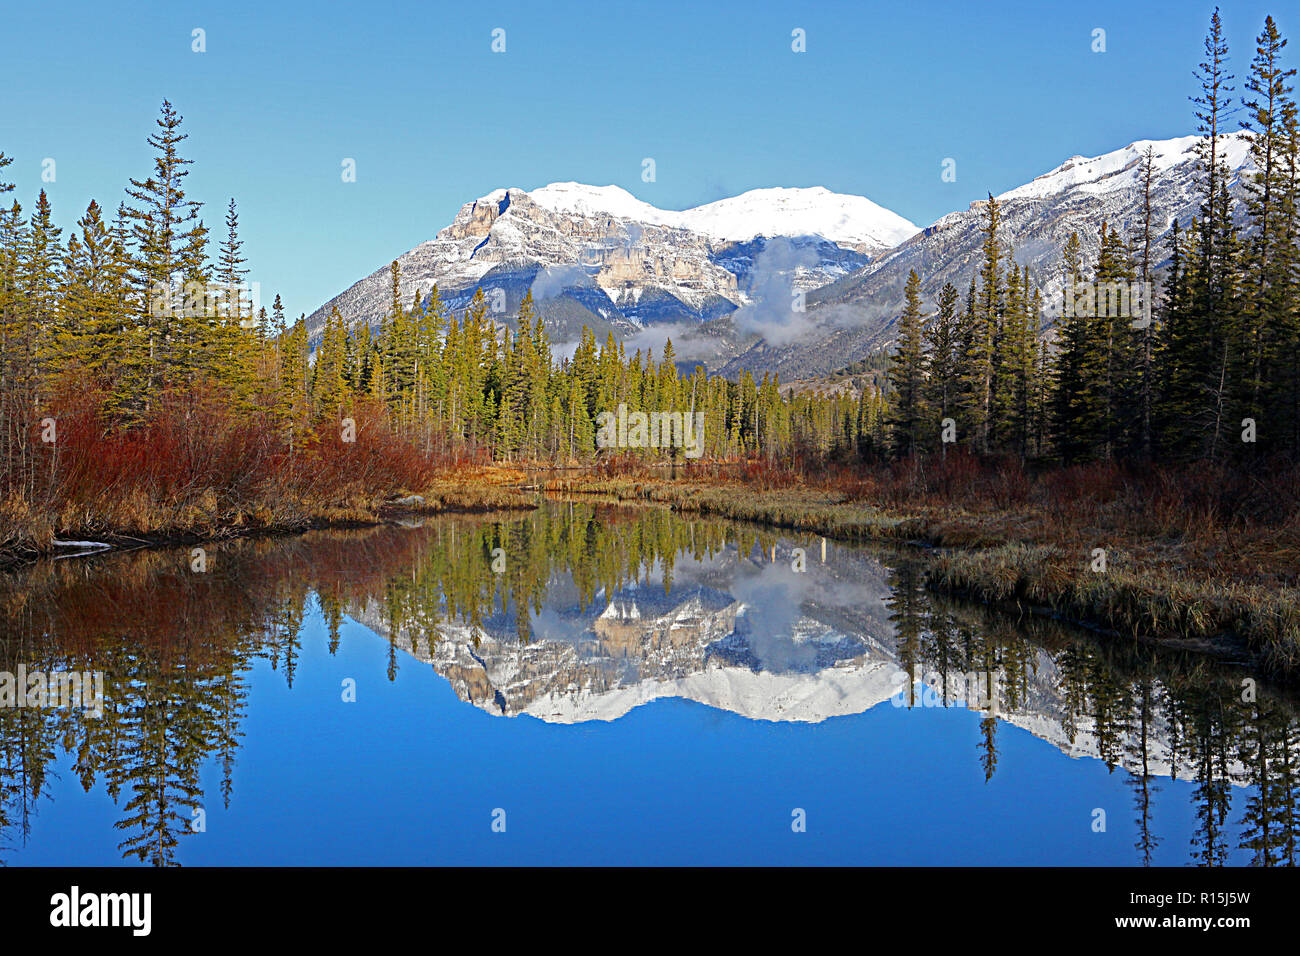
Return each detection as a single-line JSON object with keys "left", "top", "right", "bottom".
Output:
{"left": 0, "top": 500, "right": 1292, "bottom": 866}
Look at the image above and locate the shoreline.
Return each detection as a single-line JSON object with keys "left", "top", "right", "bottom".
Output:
{"left": 0, "top": 476, "right": 541, "bottom": 572}
{"left": 542, "top": 474, "right": 1300, "bottom": 681}
{"left": 7, "top": 471, "right": 1297, "bottom": 681}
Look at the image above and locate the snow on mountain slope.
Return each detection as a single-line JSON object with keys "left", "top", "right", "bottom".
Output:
{"left": 305, "top": 181, "right": 913, "bottom": 349}
{"left": 528, "top": 182, "right": 920, "bottom": 249}
{"left": 525, "top": 182, "right": 667, "bottom": 224}
{"left": 997, "top": 132, "right": 1252, "bottom": 201}
{"left": 679, "top": 186, "right": 919, "bottom": 248}
{"left": 721, "top": 132, "right": 1259, "bottom": 380}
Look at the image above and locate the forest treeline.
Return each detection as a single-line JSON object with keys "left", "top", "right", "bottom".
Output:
{"left": 0, "top": 97, "right": 868, "bottom": 544}
{"left": 885, "top": 11, "right": 1300, "bottom": 465}
{"left": 0, "top": 11, "right": 1297, "bottom": 551}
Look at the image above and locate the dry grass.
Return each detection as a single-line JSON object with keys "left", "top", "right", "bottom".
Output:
{"left": 929, "top": 544, "right": 1300, "bottom": 673}
{"left": 546, "top": 454, "right": 1300, "bottom": 677}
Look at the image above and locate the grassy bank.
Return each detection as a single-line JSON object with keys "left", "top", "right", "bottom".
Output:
{"left": 9, "top": 429, "right": 1300, "bottom": 679}
{"left": 0, "top": 427, "right": 539, "bottom": 569}
{"left": 543, "top": 459, "right": 1300, "bottom": 678}
{"left": 0, "top": 483, "right": 539, "bottom": 569}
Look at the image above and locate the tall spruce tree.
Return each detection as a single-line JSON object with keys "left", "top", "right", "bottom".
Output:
{"left": 886, "top": 269, "right": 927, "bottom": 457}
{"left": 123, "top": 101, "right": 207, "bottom": 410}
{"left": 1053, "top": 231, "right": 1091, "bottom": 462}
{"left": 923, "top": 282, "right": 962, "bottom": 455}
{"left": 1240, "top": 15, "right": 1297, "bottom": 455}
{"left": 967, "top": 195, "right": 1002, "bottom": 453}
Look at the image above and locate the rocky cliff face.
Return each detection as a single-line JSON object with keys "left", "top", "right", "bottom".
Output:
{"left": 304, "top": 183, "right": 916, "bottom": 355}
{"left": 309, "top": 133, "right": 1258, "bottom": 380}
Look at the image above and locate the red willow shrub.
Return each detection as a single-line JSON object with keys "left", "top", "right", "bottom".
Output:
{"left": 6, "top": 381, "right": 446, "bottom": 546}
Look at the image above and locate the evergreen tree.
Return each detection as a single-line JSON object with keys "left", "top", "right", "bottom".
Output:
{"left": 886, "top": 269, "right": 927, "bottom": 457}
{"left": 1134, "top": 145, "right": 1160, "bottom": 459}
{"left": 965, "top": 196, "right": 1002, "bottom": 453}
{"left": 1240, "top": 15, "right": 1297, "bottom": 455}
{"left": 123, "top": 101, "right": 207, "bottom": 409}
{"left": 56, "top": 200, "right": 130, "bottom": 392}
{"left": 924, "top": 282, "right": 962, "bottom": 456}
{"left": 1053, "top": 231, "right": 1091, "bottom": 462}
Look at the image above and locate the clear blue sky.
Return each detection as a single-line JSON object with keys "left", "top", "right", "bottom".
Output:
{"left": 1, "top": 0, "right": 1287, "bottom": 318}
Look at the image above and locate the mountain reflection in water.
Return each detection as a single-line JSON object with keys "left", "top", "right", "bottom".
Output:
{"left": 0, "top": 501, "right": 1294, "bottom": 866}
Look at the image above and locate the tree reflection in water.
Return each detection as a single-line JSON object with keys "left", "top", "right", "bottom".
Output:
{"left": 0, "top": 502, "right": 1295, "bottom": 866}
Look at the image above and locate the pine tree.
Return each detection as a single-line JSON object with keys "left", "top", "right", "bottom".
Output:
{"left": 497, "top": 316, "right": 530, "bottom": 458}
{"left": 965, "top": 196, "right": 1002, "bottom": 453}
{"left": 1053, "top": 232, "right": 1091, "bottom": 462}
{"left": 991, "top": 255, "right": 1037, "bottom": 458}
{"left": 1090, "top": 222, "right": 1139, "bottom": 459}
{"left": 217, "top": 199, "right": 249, "bottom": 326}
{"left": 1276, "top": 99, "right": 1300, "bottom": 452}
{"left": 211, "top": 197, "right": 256, "bottom": 396}
{"left": 311, "top": 306, "right": 349, "bottom": 419}
{"left": 886, "top": 269, "right": 926, "bottom": 457}
{"left": 1134, "top": 145, "right": 1159, "bottom": 458}
{"left": 1240, "top": 15, "right": 1297, "bottom": 455}
{"left": 123, "top": 101, "right": 207, "bottom": 409}
{"left": 923, "top": 282, "right": 962, "bottom": 456}
{"left": 1181, "top": 9, "right": 1243, "bottom": 460}
{"left": 21, "top": 191, "right": 63, "bottom": 423}
{"left": 56, "top": 200, "right": 129, "bottom": 390}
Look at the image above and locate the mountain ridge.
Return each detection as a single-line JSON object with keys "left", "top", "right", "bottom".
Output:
{"left": 306, "top": 132, "right": 1256, "bottom": 380}
{"left": 303, "top": 182, "right": 917, "bottom": 356}
{"left": 717, "top": 131, "right": 1256, "bottom": 379}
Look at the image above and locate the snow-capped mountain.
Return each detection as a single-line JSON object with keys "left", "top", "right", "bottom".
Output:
{"left": 527, "top": 182, "right": 919, "bottom": 250}
{"left": 308, "top": 132, "right": 1259, "bottom": 380}
{"left": 996, "top": 133, "right": 1251, "bottom": 202}
{"left": 304, "top": 183, "right": 919, "bottom": 355}
{"left": 720, "top": 132, "right": 1257, "bottom": 379}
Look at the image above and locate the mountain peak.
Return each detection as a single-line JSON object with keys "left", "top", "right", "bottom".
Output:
{"left": 526, "top": 182, "right": 662, "bottom": 222}
{"left": 998, "top": 132, "right": 1252, "bottom": 202}
{"left": 679, "top": 186, "right": 919, "bottom": 248}
{"left": 313, "top": 129, "right": 1248, "bottom": 384}
{"left": 469, "top": 181, "right": 920, "bottom": 250}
